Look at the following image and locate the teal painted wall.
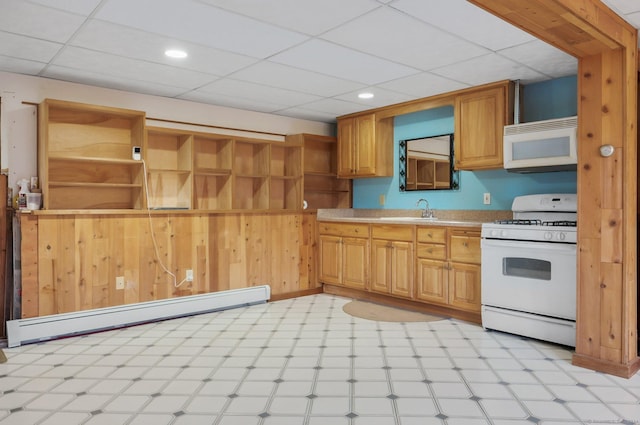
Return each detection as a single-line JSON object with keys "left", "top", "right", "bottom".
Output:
{"left": 352, "top": 77, "right": 578, "bottom": 210}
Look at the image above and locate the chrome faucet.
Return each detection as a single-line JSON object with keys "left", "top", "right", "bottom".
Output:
{"left": 416, "top": 198, "right": 434, "bottom": 219}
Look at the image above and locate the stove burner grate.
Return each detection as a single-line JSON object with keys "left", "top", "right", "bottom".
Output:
{"left": 493, "top": 219, "right": 577, "bottom": 227}
{"left": 543, "top": 220, "right": 577, "bottom": 227}
{"left": 494, "top": 219, "right": 542, "bottom": 225}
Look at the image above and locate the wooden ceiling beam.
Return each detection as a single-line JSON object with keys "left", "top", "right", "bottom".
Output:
{"left": 468, "top": 0, "right": 630, "bottom": 57}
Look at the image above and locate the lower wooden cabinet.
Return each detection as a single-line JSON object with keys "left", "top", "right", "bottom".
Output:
{"left": 318, "top": 223, "right": 369, "bottom": 290}
{"left": 416, "top": 258, "right": 447, "bottom": 303}
{"left": 370, "top": 225, "right": 414, "bottom": 298}
{"left": 448, "top": 229, "right": 481, "bottom": 311}
{"left": 318, "top": 221, "right": 481, "bottom": 315}
{"left": 449, "top": 262, "right": 481, "bottom": 311}
{"left": 416, "top": 227, "right": 481, "bottom": 312}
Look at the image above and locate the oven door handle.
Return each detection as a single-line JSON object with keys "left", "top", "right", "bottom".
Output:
{"left": 481, "top": 238, "right": 576, "bottom": 253}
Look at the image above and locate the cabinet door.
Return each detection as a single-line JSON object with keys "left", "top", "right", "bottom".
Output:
{"left": 370, "top": 239, "right": 392, "bottom": 294}
{"left": 319, "top": 235, "right": 342, "bottom": 285}
{"left": 354, "top": 113, "right": 377, "bottom": 176}
{"left": 342, "top": 237, "right": 369, "bottom": 290}
{"left": 448, "top": 262, "right": 481, "bottom": 312}
{"left": 337, "top": 117, "right": 355, "bottom": 176}
{"left": 455, "top": 85, "right": 507, "bottom": 170}
{"left": 416, "top": 258, "right": 447, "bottom": 304}
{"left": 371, "top": 239, "right": 414, "bottom": 298}
{"left": 390, "top": 241, "right": 414, "bottom": 298}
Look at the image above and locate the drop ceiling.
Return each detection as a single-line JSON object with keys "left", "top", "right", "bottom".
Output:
{"left": 0, "top": 0, "right": 638, "bottom": 123}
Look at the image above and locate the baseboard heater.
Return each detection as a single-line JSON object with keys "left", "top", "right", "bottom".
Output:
{"left": 6, "top": 285, "right": 271, "bottom": 348}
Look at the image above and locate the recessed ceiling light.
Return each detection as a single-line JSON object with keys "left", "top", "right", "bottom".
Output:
{"left": 165, "top": 49, "right": 188, "bottom": 59}
{"left": 358, "top": 92, "right": 374, "bottom": 99}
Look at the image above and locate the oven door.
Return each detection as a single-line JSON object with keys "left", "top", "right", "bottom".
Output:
{"left": 481, "top": 238, "right": 576, "bottom": 320}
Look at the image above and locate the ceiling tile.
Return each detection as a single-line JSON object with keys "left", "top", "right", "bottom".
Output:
{"left": 431, "top": 53, "right": 546, "bottom": 86}
{"left": 321, "top": 7, "right": 489, "bottom": 70}
{"left": 499, "top": 40, "right": 577, "bottom": 79}
{"left": 601, "top": 0, "right": 640, "bottom": 14}
{"left": 28, "top": 0, "right": 102, "bottom": 15}
{"left": 198, "top": 0, "right": 381, "bottom": 35}
{"left": 0, "top": 0, "right": 87, "bottom": 42}
{"left": 43, "top": 65, "right": 190, "bottom": 97}
{"left": 193, "top": 79, "right": 322, "bottom": 108}
{"left": 274, "top": 107, "right": 340, "bottom": 123}
{"left": 71, "top": 20, "right": 258, "bottom": 77}
{"left": 296, "top": 98, "right": 369, "bottom": 116}
{"left": 0, "top": 32, "right": 62, "bottom": 63}
{"left": 333, "top": 87, "right": 414, "bottom": 108}
{"left": 391, "top": 0, "right": 535, "bottom": 51}
{"left": 270, "top": 39, "right": 419, "bottom": 85}
{"left": 378, "top": 72, "right": 469, "bottom": 98}
{"left": 230, "top": 61, "right": 366, "bottom": 97}
{"left": 95, "top": 0, "right": 308, "bottom": 58}
{"left": 52, "top": 47, "right": 218, "bottom": 89}
{"left": 178, "top": 91, "right": 289, "bottom": 113}
{"left": 0, "top": 56, "right": 46, "bottom": 75}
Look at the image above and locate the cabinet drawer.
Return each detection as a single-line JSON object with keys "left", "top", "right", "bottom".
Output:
{"left": 417, "top": 227, "right": 446, "bottom": 244}
{"left": 450, "top": 234, "right": 481, "bottom": 264}
{"left": 318, "top": 222, "right": 369, "bottom": 238}
{"left": 416, "top": 243, "right": 447, "bottom": 260}
{"left": 371, "top": 225, "right": 413, "bottom": 241}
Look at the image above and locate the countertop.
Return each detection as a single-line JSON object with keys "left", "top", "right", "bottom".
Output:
{"left": 316, "top": 208, "right": 512, "bottom": 227}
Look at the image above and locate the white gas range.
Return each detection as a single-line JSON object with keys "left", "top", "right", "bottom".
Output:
{"left": 480, "top": 194, "right": 577, "bottom": 347}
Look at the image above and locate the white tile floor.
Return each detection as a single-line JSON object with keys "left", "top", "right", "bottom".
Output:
{"left": 1, "top": 293, "right": 640, "bottom": 425}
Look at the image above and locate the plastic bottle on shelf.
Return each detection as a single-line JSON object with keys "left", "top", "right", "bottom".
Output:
{"left": 17, "top": 178, "right": 30, "bottom": 210}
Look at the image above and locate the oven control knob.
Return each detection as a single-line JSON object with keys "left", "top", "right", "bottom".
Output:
{"left": 544, "top": 231, "right": 553, "bottom": 240}
{"left": 490, "top": 230, "right": 499, "bottom": 237}
{"left": 557, "top": 232, "right": 566, "bottom": 241}
{"left": 500, "top": 230, "right": 508, "bottom": 238}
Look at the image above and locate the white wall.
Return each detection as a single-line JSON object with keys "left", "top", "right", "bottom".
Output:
{"left": 0, "top": 71, "right": 334, "bottom": 193}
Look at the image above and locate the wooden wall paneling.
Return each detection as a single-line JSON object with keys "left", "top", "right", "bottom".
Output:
{"left": 245, "top": 214, "right": 269, "bottom": 288}
{"left": 75, "top": 217, "right": 94, "bottom": 311}
{"left": 36, "top": 217, "right": 56, "bottom": 316}
{"left": 123, "top": 216, "right": 141, "bottom": 305}
{"left": 172, "top": 215, "right": 194, "bottom": 297}
{"left": 579, "top": 54, "right": 604, "bottom": 239}
{"left": 20, "top": 214, "right": 39, "bottom": 318}
{"left": 55, "top": 217, "right": 75, "bottom": 314}
{"left": 600, "top": 262, "right": 623, "bottom": 362}
{"left": 300, "top": 213, "right": 319, "bottom": 290}
{"left": 576, "top": 237, "right": 602, "bottom": 357}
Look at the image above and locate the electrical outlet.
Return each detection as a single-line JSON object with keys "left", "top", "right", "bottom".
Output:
{"left": 186, "top": 269, "right": 194, "bottom": 282}
{"left": 115, "top": 276, "right": 125, "bottom": 290}
{"left": 483, "top": 193, "right": 491, "bottom": 205}
{"left": 379, "top": 194, "right": 385, "bottom": 206}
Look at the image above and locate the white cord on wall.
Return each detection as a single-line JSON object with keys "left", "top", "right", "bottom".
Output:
{"left": 141, "top": 159, "right": 190, "bottom": 288}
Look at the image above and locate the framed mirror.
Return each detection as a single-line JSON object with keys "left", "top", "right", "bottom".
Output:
{"left": 399, "top": 133, "right": 459, "bottom": 191}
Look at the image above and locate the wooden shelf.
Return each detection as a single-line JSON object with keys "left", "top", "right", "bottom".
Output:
{"left": 49, "top": 181, "right": 142, "bottom": 188}
{"left": 194, "top": 168, "right": 232, "bottom": 176}
{"left": 39, "top": 100, "right": 307, "bottom": 212}
{"left": 286, "top": 134, "right": 352, "bottom": 211}
{"left": 39, "top": 99, "right": 146, "bottom": 210}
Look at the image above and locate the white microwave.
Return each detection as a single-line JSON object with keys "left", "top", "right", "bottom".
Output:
{"left": 503, "top": 116, "right": 577, "bottom": 173}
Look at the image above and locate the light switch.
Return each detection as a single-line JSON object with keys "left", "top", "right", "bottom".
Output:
{"left": 483, "top": 193, "right": 491, "bottom": 205}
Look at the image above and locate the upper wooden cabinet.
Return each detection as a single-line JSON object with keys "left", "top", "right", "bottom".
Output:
{"left": 336, "top": 113, "right": 393, "bottom": 178}
{"left": 454, "top": 81, "right": 514, "bottom": 170}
